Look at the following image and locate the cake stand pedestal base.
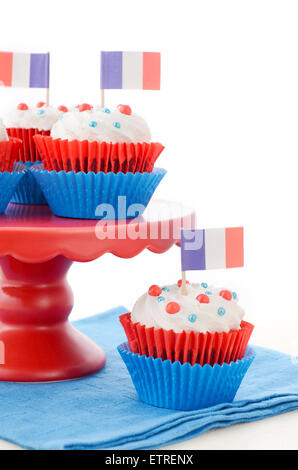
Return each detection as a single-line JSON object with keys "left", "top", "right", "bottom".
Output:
{"left": 0, "top": 255, "right": 106, "bottom": 382}
{"left": 0, "top": 201, "right": 195, "bottom": 382}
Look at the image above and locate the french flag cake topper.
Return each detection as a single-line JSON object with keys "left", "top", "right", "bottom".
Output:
{"left": 100, "top": 51, "right": 161, "bottom": 106}
{"left": 0, "top": 51, "right": 50, "bottom": 104}
{"left": 180, "top": 227, "right": 244, "bottom": 293}
{"left": 181, "top": 227, "right": 244, "bottom": 271}
{"left": 101, "top": 51, "right": 161, "bottom": 90}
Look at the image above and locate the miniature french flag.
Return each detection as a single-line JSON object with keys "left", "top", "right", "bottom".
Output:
{"left": 0, "top": 52, "right": 49, "bottom": 88}
{"left": 181, "top": 227, "right": 244, "bottom": 271}
{"left": 101, "top": 51, "right": 161, "bottom": 90}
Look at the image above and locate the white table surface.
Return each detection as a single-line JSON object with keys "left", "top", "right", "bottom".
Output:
{"left": 0, "top": 318, "right": 297, "bottom": 450}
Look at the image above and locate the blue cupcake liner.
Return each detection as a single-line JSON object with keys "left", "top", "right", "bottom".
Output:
{"left": 118, "top": 342, "right": 255, "bottom": 411}
{"left": 0, "top": 170, "right": 26, "bottom": 214}
{"left": 32, "top": 168, "right": 166, "bottom": 220}
{"left": 11, "top": 161, "right": 48, "bottom": 205}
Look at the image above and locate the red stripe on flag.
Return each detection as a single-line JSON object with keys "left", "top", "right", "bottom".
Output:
{"left": 225, "top": 227, "right": 244, "bottom": 268}
{"left": 0, "top": 52, "right": 13, "bottom": 86}
{"left": 143, "top": 52, "right": 160, "bottom": 90}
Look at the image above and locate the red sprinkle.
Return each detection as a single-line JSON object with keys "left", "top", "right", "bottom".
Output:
{"left": 148, "top": 285, "right": 162, "bottom": 297}
{"left": 219, "top": 290, "right": 232, "bottom": 301}
{"left": 196, "top": 294, "right": 210, "bottom": 304}
{"left": 79, "top": 103, "right": 93, "bottom": 112}
{"left": 177, "top": 279, "right": 190, "bottom": 288}
{"left": 17, "top": 103, "right": 28, "bottom": 110}
{"left": 58, "top": 105, "right": 68, "bottom": 112}
{"left": 117, "top": 104, "right": 132, "bottom": 116}
{"left": 166, "top": 302, "right": 180, "bottom": 314}
{"left": 36, "top": 101, "right": 46, "bottom": 108}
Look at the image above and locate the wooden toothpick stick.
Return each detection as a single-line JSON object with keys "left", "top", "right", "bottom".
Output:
{"left": 46, "top": 51, "right": 50, "bottom": 106}
{"left": 101, "top": 89, "right": 105, "bottom": 108}
{"left": 46, "top": 87, "right": 50, "bottom": 107}
{"left": 181, "top": 271, "right": 188, "bottom": 295}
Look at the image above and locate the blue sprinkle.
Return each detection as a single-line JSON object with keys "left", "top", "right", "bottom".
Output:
{"left": 59, "top": 114, "right": 63, "bottom": 120}
{"left": 188, "top": 314, "right": 197, "bottom": 323}
{"left": 89, "top": 121, "right": 97, "bottom": 128}
{"left": 157, "top": 296, "right": 165, "bottom": 302}
{"left": 162, "top": 287, "right": 170, "bottom": 292}
{"left": 103, "top": 108, "right": 111, "bottom": 113}
{"left": 205, "top": 291, "right": 212, "bottom": 295}
{"left": 201, "top": 282, "right": 208, "bottom": 288}
{"left": 113, "top": 121, "right": 120, "bottom": 129}
{"left": 232, "top": 291, "right": 237, "bottom": 299}
{"left": 218, "top": 307, "right": 226, "bottom": 316}
{"left": 37, "top": 109, "right": 45, "bottom": 115}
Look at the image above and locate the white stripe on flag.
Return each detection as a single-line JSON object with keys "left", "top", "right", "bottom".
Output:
{"left": 122, "top": 51, "right": 143, "bottom": 89}
{"left": 205, "top": 228, "right": 226, "bottom": 269}
{"left": 12, "top": 53, "right": 31, "bottom": 88}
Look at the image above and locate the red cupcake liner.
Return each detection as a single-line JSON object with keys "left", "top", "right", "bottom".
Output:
{"left": 0, "top": 138, "right": 22, "bottom": 172}
{"left": 6, "top": 128, "right": 50, "bottom": 163}
{"left": 33, "top": 135, "right": 164, "bottom": 174}
{"left": 119, "top": 312, "right": 254, "bottom": 367}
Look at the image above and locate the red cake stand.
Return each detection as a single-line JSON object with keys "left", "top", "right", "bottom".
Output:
{"left": 0, "top": 201, "right": 195, "bottom": 382}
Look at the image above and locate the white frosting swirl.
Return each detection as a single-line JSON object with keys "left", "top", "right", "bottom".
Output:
{"left": 50, "top": 106, "right": 151, "bottom": 143}
{"left": 4, "top": 105, "right": 60, "bottom": 131}
{"left": 0, "top": 119, "right": 9, "bottom": 141}
{"left": 131, "top": 282, "right": 245, "bottom": 334}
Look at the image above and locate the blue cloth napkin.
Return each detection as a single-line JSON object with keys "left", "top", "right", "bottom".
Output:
{"left": 0, "top": 306, "right": 297, "bottom": 450}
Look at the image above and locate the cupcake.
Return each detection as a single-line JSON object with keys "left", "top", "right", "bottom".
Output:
{"left": 118, "top": 280, "right": 255, "bottom": 411}
{"left": 34, "top": 103, "right": 164, "bottom": 173}
{"left": 120, "top": 281, "right": 254, "bottom": 366}
{"left": 0, "top": 121, "right": 26, "bottom": 214}
{"left": 4, "top": 102, "right": 63, "bottom": 162}
{"left": 3, "top": 103, "right": 67, "bottom": 204}
{"left": 32, "top": 103, "right": 166, "bottom": 220}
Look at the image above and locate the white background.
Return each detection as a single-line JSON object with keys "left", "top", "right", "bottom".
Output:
{"left": 0, "top": 0, "right": 298, "bottom": 450}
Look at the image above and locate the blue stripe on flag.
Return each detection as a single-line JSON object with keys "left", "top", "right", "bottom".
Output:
{"left": 181, "top": 229, "right": 206, "bottom": 271}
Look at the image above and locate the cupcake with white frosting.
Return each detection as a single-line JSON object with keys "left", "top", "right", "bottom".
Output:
{"left": 118, "top": 280, "right": 255, "bottom": 411}
{"left": 4, "top": 102, "right": 65, "bottom": 162}
{"left": 34, "top": 104, "right": 164, "bottom": 173}
{"left": 2, "top": 103, "right": 69, "bottom": 205}
{"left": 120, "top": 280, "right": 254, "bottom": 366}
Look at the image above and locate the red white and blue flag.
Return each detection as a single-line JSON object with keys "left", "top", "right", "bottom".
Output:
{"left": 181, "top": 227, "right": 244, "bottom": 271}
{"left": 101, "top": 51, "right": 160, "bottom": 90}
{"left": 0, "top": 52, "right": 50, "bottom": 88}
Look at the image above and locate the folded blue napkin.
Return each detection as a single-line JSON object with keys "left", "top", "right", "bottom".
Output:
{"left": 0, "top": 306, "right": 297, "bottom": 450}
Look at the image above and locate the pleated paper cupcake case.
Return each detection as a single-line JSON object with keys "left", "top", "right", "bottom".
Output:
{"left": 119, "top": 312, "right": 254, "bottom": 366}
{"left": 34, "top": 135, "right": 164, "bottom": 174}
{"left": 118, "top": 342, "right": 256, "bottom": 411}
{"left": 7, "top": 128, "right": 50, "bottom": 163}
{"left": 32, "top": 168, "right": 166, "bottom": 219}
{"left": 0, "top": 171, "right": 26, "bottom": 214}
{"left": 11, "top": 162, "right": 47, "bottom": 205}
{"left": 0, "top": 138, "right": 22, "bottom": 173}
